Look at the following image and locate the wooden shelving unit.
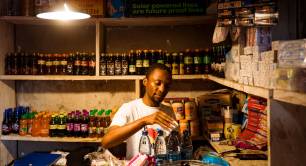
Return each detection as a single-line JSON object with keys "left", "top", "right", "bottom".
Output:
{"left": 0, "top": 135, "right": 102, "bottom": 143}
{"left": 273, "top": 90, "right": 306, "bottom": 107}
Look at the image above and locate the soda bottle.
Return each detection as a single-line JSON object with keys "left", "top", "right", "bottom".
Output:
{"left": 139, "top": 128, "right": 151, "bottom": 155}
{"left": 27, "top": 112, "right": 34, "bottom": 135}
{"left": 128, "top": 50, "right": 136, "bottom": 75}
{"left": 66, "top": 112, "right": 74, "bottom": 137}
{"left": 74, "top": 52, "right": 81, "bottom": 75}
{"left": 74, "top": 111, "right": 81, "bottom": 137}
{"left": 81, "top": 110, "right": 89, "bottom": 138}
{"left": 149, "top": 50, "right": 156, "bottom": 65}
{"left": 193, "top": 49, "right": 202, "bottom": 74}
{"left": 184, "top": 49, "right": 194, "bottom": 74}
{"left": 81, "top": 52, "right": 89, "bottom": 75}
{"left": 40, "top": 114, "right": 50, "bottom": 137}
{"left": 12, "top": 107, "right": 21, "bottom": 134}
{"left": 164, "top": 52, "right": 172, "bottom": 72}
{"left": 49, "top": 114, "right": 57, "bottom": 137}
{"left": 143, "top": 50, "right": 150, "bottom": 74}
{"left": 30, "top": 52, "right": 38, "bottom": 75}
{"left": 88, "top": 52, "right": 96, "bottom": 76}
{"left": 19, "top": 114, "right": 28, "bottom": 136}
{"left": 171, "top": 52, "right": 179, "bottom": 75}
{"left": 155, "top": 129, "right": 167, "bottom": 165}
{"left": 96, "top": 110, "right": 104, "bottom": 137}
{"left": 2, "top": 108, "right": 13, "bottom": 135}
{"left": 100, "top": 53, "right": 107, "bottom": 76}
{"left": 167, "top": 130, "right": 181, "bottom": 161}
{"left": 57, "top": 114, "right": 66, "bottom": 137}
{"left": 45, "top": 54, "right": 53, "bottom": 75}
{"left": 179, "top": 52, "right": 185, "bottom": 75}
{"left": 37, "top": 53, "right": 45, "bottom": 75}
{"left": 89, "top": 110, "right": 97, "bottom": 137}
{"left": 157, "top": 50, "right": 164, "bottom": 64}
{"left": 181, "top": 130, "right": 193, "bottom": 160}
{"left": 60, "top": 53, "right": 67, "bottom": 75}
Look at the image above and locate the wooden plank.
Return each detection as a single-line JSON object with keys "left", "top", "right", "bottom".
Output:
{"left": 0, "top": 75, "right": 144, "bottom": 80}
{"left": 135, "top": 79, "right": 141, "bottom": 98}
{"left": 266, "top": 98, "right": 271, "bottom": 166}
{"left": 273, "top": 90, "right": 306, "bottom": 107}
{"left": 172, "top": 74, "right": 206, "bottom": 80}
{"left": 1, "top": 135, "right": 102, "bottom": 143}
{"left": 95, "top": 22, "right": 101, "bottom": 76}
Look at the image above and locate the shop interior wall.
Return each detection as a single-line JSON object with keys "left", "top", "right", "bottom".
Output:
{"left": 10, "top": 23, "right": 219, "bottom": 160}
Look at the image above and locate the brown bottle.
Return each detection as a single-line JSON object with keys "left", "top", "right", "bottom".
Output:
{"left": 52, "top": 54, "right": 60, "bottom": 75}
{"left": 193, "top": 49, "right": 201, "bottom": 74}
{"left": 5, "top": 53, "right": 12, "bottom": 75}
{"left": 30, "top": 52, "right": 38, "bottom": 75}
{"left": 114, "top": 53, "right": 122, "bottom": 75}
{"left": 37, "top": 53, "right": 46, "bottom": 75}
{"left": 81, "top": 52, "right": 89, "bottom": 75}
{"left": 184, "top": 49, "right": 194, "bottom": 74}
{"left": 45, "top": 54, "right": 53, "bottom": 75}
{"left": 60, "top": 53, "right": 68, "bottom": 75}
{"left": 88, "top": 52, "right": 96, "bottom": 76}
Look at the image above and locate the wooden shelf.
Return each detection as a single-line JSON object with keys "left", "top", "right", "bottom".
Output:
{"left": 207, "top": 75, "right": 273, "bottom": 99}
{"left": 0, "top": 135, "right": 102, "bottom": 143}
{"left": 173, "top": 74, "right": 206, "bottom": 80}
{"left": 0, "top": 15, "right": 216, "bottom": 26}
{"left": 273, "top": 90, "right": 306, "bottom": 107}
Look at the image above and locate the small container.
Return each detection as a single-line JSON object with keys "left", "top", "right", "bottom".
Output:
{"left": 184, "top": 98, "right": 197, "bottom": 120}
{"left": 171, "top": 99, "right": 185, "bottom": 120}
{"left": 179, "top": 120, "right": 189, "bottom": 135}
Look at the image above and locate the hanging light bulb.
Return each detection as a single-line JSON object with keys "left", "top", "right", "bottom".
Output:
{"left": 36, "top": 3, "right": 90, "bottom": 20}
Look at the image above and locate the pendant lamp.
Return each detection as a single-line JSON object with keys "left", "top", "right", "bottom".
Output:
{"left": 36, "top": 2, "right": 90, "bottom": 21}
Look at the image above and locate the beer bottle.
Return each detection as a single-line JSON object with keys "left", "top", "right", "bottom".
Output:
{"left": 150, "top": 50, "right": 156, "bottom": 65}
{"left": 24, "top": 52, "right": 31, "bottom": 75}
{"left": 74, "top": 52, "right": 81, "bottom": 75}
{"left": 66, "top": 112, "right": 74, "bottom": 137}
{"left": 184, "top": 49, "right": 194, "bottom": 74}
{"left": 122, "top": 53, "right": 129, "bottom": 75}
{"left": 74, "top": 111, "right": 81, "bottom": 137}
{"left": 128, "top": 50, "right": 136, "bottom": 75}
{"left": 157, "top": 50, "right": 164, "bottom": 64}
{"left": 179, "top": 52, "right": 185, "bottom": 75}
{"left": 66, "top": 53, "right": 74, "bottom": 75}
{"left": 107, "top": 53, "right": 115, "bottom": 75}
{"left": 136, "top": 50, "right": 143, "bottom": 75}
{"left": 37, "top": 53, "right": 45, "bottom": 75}
{"left": 164, "top": 52, "right": 172, "bottom": 72}
{"left": 99, "top": 53, "right": 107, "bottom": 76}
{"left": 193, "top": 49, "right": 201, "bottom": 74}
{"left": 45, "top": 54, "right": 53, "bottom": 75}
{"left": 11, "top": 52, "right": 18, "bottom": 75}
{"left": 81, "top": 110, "right": 89, "bottom": 138}
{"left": 30, "top": 52, "right": 38, "bottom": 75}
{"left": 143, "top": 50, "right": 150, "bottom": 74}
{"left": 203, "top": 48, "right": 211, "bottom": 74}
{"left": 89, "top": 110, "right": 97, "bottom": 137}
{"left": 5, "top": 53, "right": 12, "bottom": 75}
{"left": 172, "top": 52, "right": 179, "bottom": 75}
{"left": 114, "top": 53, "right": 122, "bottom": 75}
{"left": 52, "top": 54, "right": 60, "bottom": 75}
{"left": 88, "top": 52, "right": 96, "bottom": 76}
{"left": 19, "top": 52, "right": 25, "bottom": 75}
{"left": 81, "top": 52, "right": 89, "bottom": 75}
{"left": 57, "top": 114, "right": 66, "bottom": 137}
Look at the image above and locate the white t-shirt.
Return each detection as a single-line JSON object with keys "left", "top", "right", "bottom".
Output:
{"left": 110, "top": 98, "right": 176, "bottom": 159}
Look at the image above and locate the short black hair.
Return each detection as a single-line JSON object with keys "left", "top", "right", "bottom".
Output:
{"left": 145, "top": 63, "right": 172, "bottom": 80}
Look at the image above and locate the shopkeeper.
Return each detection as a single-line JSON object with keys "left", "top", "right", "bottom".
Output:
{"left": 101, "top": 63, "right": 178, "bottom": 159}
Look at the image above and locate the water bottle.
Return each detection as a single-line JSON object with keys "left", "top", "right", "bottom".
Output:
{"left": 139, "top": 128, "right": 151, "bottom": 155}
{"left": 181, "top": 130, "right": 193, "bottom": 160}
{"left": 167, "top": 130, "right": 181, "bottom": 162}
{"left": 155, "top": 129, "right": 167, "bottom": 165}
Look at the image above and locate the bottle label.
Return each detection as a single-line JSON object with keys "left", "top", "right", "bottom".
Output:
{"left": 60, "top": 60, "right": 67, "bottom": 65}
{"left": 74, "top": 123, "right": 81, "bottom": 131}
{"left": 81, "top": 124, "right": 88, "bottom": 132}
{"left": 2, "top": 124, "right": 10, "bottom": 133}
{"left": 179, "top": 64, "right": 185, "bottom": 75}
{"left": 66, "top": 123, "right": 74, "bottom": 131}
{"left": 172, "top": 64, "right": 179, "bottom": 75}
{"left": 27, "top": 123, "right": 32, "bottom": 134}
{"left": 46, "top": 61, "right": 52, "bottom": 66}
{"left": 81, "top": 61, "right": 88, "bottom": 67}
{"left": 49, "top": 124, "right": 57, "bottom": 130}
{"left": 194, "top": 57, "right": 201, "bottom": 64}
{"left": 203, "top": 56, "right": 210, "bottom": 64}
{"left": 67, "top": 65, "right": 73, "bottom": 73}
{"left": 89, "top": 61, "right": 95, "bottom": 67}
{"left": 107, "top": 63, "right": 115, "bottom": 75}
{"left": 155, "top": 139, "right": 167, "bottom": 154}
{"left": 143, "top": 60, "right": 150, "bottom": 67}
{"left": 184, "top": 57, "right": 193, "bottom": 64}
{"left": 74, "top": 60, "right": 81, "bottom": 66}
{"left": 129, "top": 65, "right": 136, "bottom": 73}
{"left": 96, "top": 127, "right": 103, "bottom": 134}
{"left": 38, "top": 60, "right": 45, "bottom": 65}
{"left": 136, "top": 60, "right": 143, "bottom": 67}
{"left": 53, "top": 60, "right": 59, "bottom": 66}
{"left": 139, "top": 137, "right": 151, "bottom": 155}
{"left": 89, "top": 127, "right": 96, "bottom": 134}
{"left": 12, "top": 123, "right": 19, "bottom": 132}
{"left": 58, "top": 124, "right": 66, "bottom": 130}
{"left": 100, "top": 63, "right": 107, "bottom": 75}
{"left": 157, "top": 60, "right": 164, "bottom": 64}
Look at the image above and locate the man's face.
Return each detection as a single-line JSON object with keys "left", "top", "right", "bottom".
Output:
{"left": 144, "top": 69, "right": 172, "bottom": 104}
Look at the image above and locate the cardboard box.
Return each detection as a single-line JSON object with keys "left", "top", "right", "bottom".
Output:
{"left": 68, "top": 0, "right": 105, "bottom": 17}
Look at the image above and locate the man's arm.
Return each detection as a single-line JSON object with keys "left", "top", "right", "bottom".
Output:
{"left": 101, "top": 111, "right": 178, "bottom": 149}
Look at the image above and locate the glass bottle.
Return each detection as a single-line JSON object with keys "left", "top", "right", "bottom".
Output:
{"left": 114, "top": 53, "right": 122, "bottom": 75}
{"left": 37, "top": 53, "right": 45, "bottom": 75}
{"left": 81, "top": 52, "right": 89, "bottom": 75}
{"left": 143, "top": 50, "right": 150, "bottom": 74}
{"left": 49, "top": 114, "right": 57, "bottom": 137}
{"left": 99, "top": 53, "right": 107, "bottom": 76}
{"left": 180, "top": 130, "right": 193, "bottom": 160}
{"left": 45, "top": 54, "right": 53, "bottom": 75}
{"left": 164, "top": 52, "right": 172, "bottom": 72}
{"left": 121, "top": 53, "right": 129, "bottom": 75}
{"left": 1, "top": 108, "right": 12, "bottom": 135}
{"left": 171, "top": 52, "right": 179, "bottom": 75}
{"left": 179, "top": 52, "right": 185, "bottom": 75}
{"left": 66, "top": 53, "right": 74, "bottom": 75}
{"left": 184, "top": 49, "right": 194, "bottom": 74}
{"left": 193, "top": 49, "right": 202, "bottom": 74}
{"left": 107, "top": 53, "right": 115, "bottom": 75}
{"left": 136, "top": 50, "right": 143, "bottom": 75}
{"left": 157, "top": 50, "right": 164, "bottom": 64}
{"left": 66, "top": 112, "right": 74, "bottom": 137}
{"left": 81, "top": 110, "right": 89, "bottom": 138}
{"left": 88, "top": 52, "right": 96, "bottom": 76}
{"left": 74, "top": 52, "right": 81, "bottom": 75}
{"left": 30, "top": 52, "right": 38, "bottom": 75}
{"left": 203, "top": 48, "right": 211, "bottom": 74}
{"left": 52, "top": 53, "right": 60, "bottom": 75}
{"left": 128, "top": 50, "right": 136, "bottom": 75}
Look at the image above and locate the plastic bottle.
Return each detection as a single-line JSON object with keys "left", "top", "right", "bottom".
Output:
{"left": 27, "top": 113, "right": 34, "bottom": 135}
{"left": 66, "top": 112, "right": 74, "bottom": 137}
{"left": 40, "top": 114, "right": 50, "bottom": 137}
{"left": 181, "top": 130, "right": 193, "bottom": 160}
{"left": 49, "top": 114, "right": 57, "bottom": 137}
{"left": 81, "top": 110, "right": 89, "bottom": 138}
{"left": 74, "top": 111, "right": 81, "bottom": 137}
{"left": 96, "top": 110, "right": 104, "bottom": 137}
{"left": 89, "top": 110, "right": 97, "bottom": 137}
{"left": 104, "top": 109, "right": 112, "bottom": 134}
{"left": 19, "top": 114, "right": 28, "bottom": 136}
{"left": 139, "top": 128, "right": 151, "bottom": 155}
{"left": 155, "top": 129, "right": 167, "bottom": 165}
{"left": 1, "top": 108, "right": 12, "bottom": 135}
{"left": 167, "top": 130, "right": 181, "bottom": 162}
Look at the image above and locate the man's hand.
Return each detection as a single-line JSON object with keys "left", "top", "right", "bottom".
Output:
{"left": 143, "top": 111, "right": 178, "bottom": 131}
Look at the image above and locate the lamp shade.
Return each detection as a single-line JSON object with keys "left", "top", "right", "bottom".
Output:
{"left": 36, "top": 2, "right": 90, "bottom": 20}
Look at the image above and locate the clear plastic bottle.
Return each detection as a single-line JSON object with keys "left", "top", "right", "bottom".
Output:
{"left": 155, "top": 129, "right": 167, "bottom": 165}
{"left": 181, "top": 130, "right": 193, "bottom": 160}
{"left": 139, "top": 128, "right": 151, "bottom": 155}
{"left": 167, "top": 130, "right": 181, "bottom": 162}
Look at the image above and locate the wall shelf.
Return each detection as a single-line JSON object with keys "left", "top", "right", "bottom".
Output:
{"left": 273, "top": 90, "right": 306, "bottom": 107}
{"left": 0, "top": 135, "right": 102, "bottom": 143}
{"left": 0, "top": 15, "right": 216, "bottom": 26}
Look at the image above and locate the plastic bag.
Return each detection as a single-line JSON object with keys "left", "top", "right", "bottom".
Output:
{"left": 212, "top": 23, "right": 229, "bottom": 44}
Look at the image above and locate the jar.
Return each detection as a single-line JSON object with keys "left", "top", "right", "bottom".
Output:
{"left": 171, "top": 99, "right": 185, "bottom": 120}
{"left": 184, "top": 98, "right": 197, "bottom": 120}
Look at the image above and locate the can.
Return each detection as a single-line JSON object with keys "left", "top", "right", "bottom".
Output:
{"left": 231, "top": 124, "right": 241, "bottom": 139}
{"left": 185, "top": 98, "right": 197, "bottom": 120}
{"left": 171, "top": 99, "right": 185, "bottom": 120}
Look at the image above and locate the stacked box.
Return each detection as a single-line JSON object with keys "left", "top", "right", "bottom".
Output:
{"left": 278, "top": 39, "right": 306, "bottom": 68}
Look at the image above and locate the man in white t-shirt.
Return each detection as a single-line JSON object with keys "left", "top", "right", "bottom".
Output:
{"left": 101, "top": 63, "right": 178, "bottom": 159}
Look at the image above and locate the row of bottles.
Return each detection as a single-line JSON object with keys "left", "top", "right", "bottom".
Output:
{"left": 100, "top": 49, "right": 213, "bottom": 76}
{"left": 1, "top": 106, "right": 112, "bottom": 138}
{"left": 210, "top": 44, "right": 231, "bottom": 78}
{"left": 4, "top": 52, "right": 96, "bottom": 75}
{"left": 139, "top": 129, "right": 193, "bottom": 165}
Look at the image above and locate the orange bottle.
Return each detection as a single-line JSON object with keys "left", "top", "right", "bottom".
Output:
{"left": 19, "top": 114, "right": 28, "bottom": 136}
{"left": 32, "top": 114, "right": 41, "bottom": 137}
{"left": 40, "top": 114, "right": 50, "bottom": 137}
